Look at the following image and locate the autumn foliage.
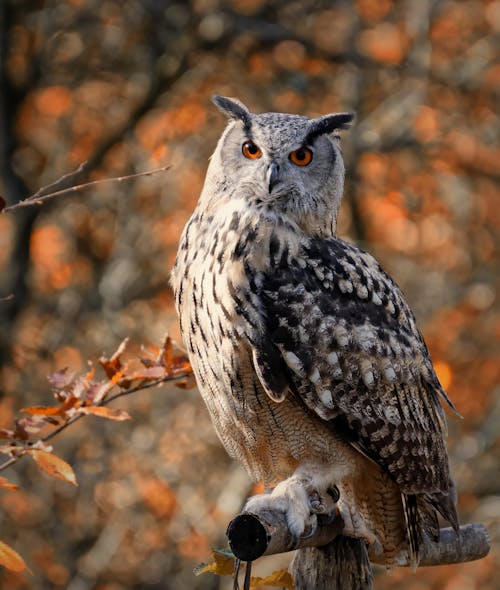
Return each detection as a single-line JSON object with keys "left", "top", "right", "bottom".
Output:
{"left": 0, "top": 335, "right": 193, "bottom": 575}
{"left": 0, "top": 1, "right": 498, "bottom": 589}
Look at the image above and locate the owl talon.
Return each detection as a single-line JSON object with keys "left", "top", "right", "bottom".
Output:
{"left": 317, "top": 510, "right": 337, "bottom": 527}
{"left": 299, "top": 519, "right": 318, "bottom": 540}
{"left": 244, "top": 475, "right": 340, "bottom": 544}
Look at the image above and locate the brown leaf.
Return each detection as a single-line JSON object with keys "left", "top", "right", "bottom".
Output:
{"left": 43, "top": 416, "right": 60, "bottom": 426}
{"left": 47, "top": 368, "right": 76, "bottom": 390}
{"left": 193, "top": 548, "right": 234, "bottom": 577}
{"left": 0, "top": 477, "right": 19, "bottom": 491}
{"left": 127, "top": 366, "right": 167, "bottom": 380}
{"left": 174, "top": 374, "right": 197, "bottom": 389}
{"left": 26, "top": 449, "right": 78, "bottom": 486}
{"left": 250, "top": 570, "right": 294, "bottom": 589}
{"left": 172, "top": 354, "right": 191, "bottom": 368}
{"left": 115, "top": 373, "right": 132, "bottom": 389}
{"left": 16, "top": 416, "right": 47, "bottom": 436}
{"left": 20, "top": 406, "right": 65, "bottom": 416}
{"left": 139, "top": 355, "right": 155, "bottom": 368}
{"left": 13, "top": 421, "right": 29, "bottom": 440}
{"left": 158, "top": 334, "right": 173, "bottom": 367}
{"left": 0, "top": 540, "right": 29, "bottom": 573}
{"left": 78, "top": 406, "right": 131, "bottom": 421}
{"left": 99, "top": 338, "right": 129, "bottom": 379}
{"left": 60, "top": 395, "right": 81, "bottom": 412}
{"left": 85, "top": 365, "right": 95, "bottom": 381}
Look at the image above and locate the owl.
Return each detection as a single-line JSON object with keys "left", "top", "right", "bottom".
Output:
{"left": 171, "top": 96, "right": 459, "bottom": 567}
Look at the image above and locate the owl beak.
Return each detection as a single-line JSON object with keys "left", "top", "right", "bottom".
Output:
{"left": 266, "top": 162, "right": 281, "bottom": 193}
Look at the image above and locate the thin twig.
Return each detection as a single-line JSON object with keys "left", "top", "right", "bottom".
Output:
{"left": 0, "top": 371, "right": 190, "bottom": 473}
{"left": 1, "top": 165, "right": 170, "bottom": 213}
{"left": 28, "top": 161, "right": 87, "bottom": 202}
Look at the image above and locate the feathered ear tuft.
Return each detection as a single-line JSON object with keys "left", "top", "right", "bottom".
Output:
{"left": 306, "top": 112, "right": 355, "bottom": 143}
{"left": 212, "top": 96, "right": 252, "bottom": 129}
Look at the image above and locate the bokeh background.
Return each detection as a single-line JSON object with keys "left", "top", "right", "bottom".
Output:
{"left": 0, "top": 0, "right": 499, "bottom": 588}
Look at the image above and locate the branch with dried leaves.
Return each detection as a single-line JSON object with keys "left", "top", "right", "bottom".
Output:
{"left": 0, "top": 334, "right": 194, "bottom": 573}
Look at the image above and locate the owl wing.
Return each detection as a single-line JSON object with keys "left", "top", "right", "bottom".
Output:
{"left": 253, "top": 236, "right": 458, "bottom": 527}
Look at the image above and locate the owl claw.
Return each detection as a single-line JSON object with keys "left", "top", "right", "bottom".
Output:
{"left": 244, "top": 475, "right": 338, "bottom": 544}
{"left": 299, "top": 519, "right": 318, "bottom": 540}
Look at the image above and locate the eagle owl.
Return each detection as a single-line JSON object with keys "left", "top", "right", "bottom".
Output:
{"left": 171, "top": 96, "right": 458, "bottom": 567}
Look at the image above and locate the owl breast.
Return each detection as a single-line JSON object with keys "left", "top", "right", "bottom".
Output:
{"left": 172, "top": 201, "right": 356, "bottom": 484}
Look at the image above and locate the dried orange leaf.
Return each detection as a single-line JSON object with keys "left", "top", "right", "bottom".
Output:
{"left": 172, "top": 354, "right": 191, "bottom": 368}
{"left": 99, "top": 338, "right": 129, "bottom": 379}
{"left": 250, "top": 570, "right": 294, "bottom": 589}
{"left": 20, "top": 405, "right": 64, "bottom": 416}
{"left": 193, "top": 548, "right": 234, "bottom": 577}
{"left": 110, "top": 369, "right": 126, "bottom": 386}
{"left": 60, "top": 395, "right": 81, "bottom": 412}
{"left": 27, "top": 450, "right": 77, "bottom": 486}
{"left": 0, "top": 477, "right": 19, "bottom": 491}
{"left": 85, "top": 365, "right": 95, "bottom": 381}
{"left": 0, "top": 540, "right": 29, "bottom": 573}
{"left": 158, "top": 334, "right": 173, "bottom": 367}
{"left": 171, "top": 360, "right": 193, "bottom": 377}
{"left": 78, "top": 406, "right": 131, "bottom": 421}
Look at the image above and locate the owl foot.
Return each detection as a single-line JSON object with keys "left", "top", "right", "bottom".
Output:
{"left": 244, "top": 476, "right": 339, "bottom": 545}
{"left": 337, "top": 499, "right": 381, "bottom": 553}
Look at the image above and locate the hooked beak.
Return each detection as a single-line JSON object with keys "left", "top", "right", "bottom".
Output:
{"left": 266, "top": 162, "right": 281, "bottom": 193}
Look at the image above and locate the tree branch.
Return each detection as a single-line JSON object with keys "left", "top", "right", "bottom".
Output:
{"left": 227, "top": 507, "right": 490, "bottom": 568}
{"left": 0, "top": 371, "right": 191, "bottom": 475}
{"left": 1, "top": 164, "right": 170, "bottom": 213}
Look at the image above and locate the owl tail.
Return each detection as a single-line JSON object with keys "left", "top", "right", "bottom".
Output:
{"left": 426, "top": 478, "right": 460, "bottom": 534}
{"left": 401, "top": 493, "right": 422, "bottom": 571}
{"left": 402, "top": 485, "right": 460, "bottom": 571}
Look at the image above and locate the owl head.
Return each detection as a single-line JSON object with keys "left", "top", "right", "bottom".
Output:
{"left": 202, "top": 96, "right": 354, "bottom": 237}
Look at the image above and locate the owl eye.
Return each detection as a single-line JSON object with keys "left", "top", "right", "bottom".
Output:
{"left": 289, "top": 147, "right": 313, "bottom": 166}
{"left": 242, "top": 141, "right": 262, "bottom": 160}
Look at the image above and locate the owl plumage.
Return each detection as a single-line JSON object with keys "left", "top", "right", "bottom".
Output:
{"left": 171, "top": 96, "right": 458, "bottom": 568}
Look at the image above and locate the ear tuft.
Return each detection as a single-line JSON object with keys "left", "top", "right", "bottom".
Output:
{"left": 212, "top": 96, "right": 252, "bottom": 129}
{"left": 306, "top": 112, "right": 355, "bottom": 143}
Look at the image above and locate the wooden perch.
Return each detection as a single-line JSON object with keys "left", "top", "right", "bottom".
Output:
{"left": 227, "top": 507, "right": 490, "bottom": 567}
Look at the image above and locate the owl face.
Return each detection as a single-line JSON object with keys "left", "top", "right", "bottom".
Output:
{"left": 204, "top": 96, "right": 354, "bottom": 236}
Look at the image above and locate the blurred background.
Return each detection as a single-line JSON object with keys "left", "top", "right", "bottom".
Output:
{"left": 0, "top": 0, "right": 498, "bottom": 588}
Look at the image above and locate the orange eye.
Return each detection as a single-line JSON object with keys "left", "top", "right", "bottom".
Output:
{"left": 242, "top": 141, "right": 262, "bottom": 160}
{"left": 289, "top": 147, "right": 313, "bottom": 166}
